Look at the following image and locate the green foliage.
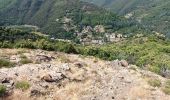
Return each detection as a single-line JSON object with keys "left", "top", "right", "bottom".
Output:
{"left": 20, "top": 58, "right": 33, "bottom": 64}
{"left": 0, "top": 0, "right": 146, "bottom": 40}
{"left": 0, "top": 0, "right": 115, "bottom": 35}
{"left": 1, "top": 27, "right": 170, "bottom": 76}
{"left": 148, "top": 79, "right": 161, "bottom": 87}
{"left": 60, "top": 43, "right": 78, "bottom": 54}
{"left": 0, "top": 59, "right": 15, "bottom": 68}
{"left": 15, "top": 81, "right": 30, "bottom": 90}
{"left": 83, "top": 0, "right": 170, "bottom": 34}
{"left": 162, "top": 80, "right": 170, "bottom": 95}
{"left": 20, "top": 55, "right": 33, "bottom": 64}
{"left": 0, "top": 85, "right": 6, "bottom": 96}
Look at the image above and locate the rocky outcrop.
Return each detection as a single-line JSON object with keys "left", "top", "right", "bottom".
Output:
{"left": 41, "top": 72, "right": 66, "bottom": 82}
{"left": 0, "top": 49, "right": 170, "bottom": 100}
{"left": 35, "top": 55, "right": 55, "bottom": 62}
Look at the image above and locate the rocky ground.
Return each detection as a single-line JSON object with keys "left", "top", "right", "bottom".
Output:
{"left": 0, "top": 49, "right": 170, "bottom": 100}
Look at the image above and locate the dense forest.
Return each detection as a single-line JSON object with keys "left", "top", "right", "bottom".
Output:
{"left": 0, "top": 0, "right": 151, "bottom": 40}
{"left": 83, "top": 0, "right": 170, "bottom": 35}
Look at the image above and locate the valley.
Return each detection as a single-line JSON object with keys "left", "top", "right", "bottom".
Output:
{"left": 0, "top": 0, "right": 170, "bottom": 99}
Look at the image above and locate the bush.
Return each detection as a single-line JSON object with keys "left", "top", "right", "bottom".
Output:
{"left": 15, "top": 81, "right": 30, "bottom": 90}
{"left": 148, "top": 79, "right": 161, "bottom": 87}
{"left": 0, "top": 59, "right": 15, "bottom": 68}
{"left": 61, "top": 44, "right": 78, "bottom": 54}
{"left": 20, "top": 55, "right": 33, "bottom": 64}
{"left": 20, "top": 54, "right": 27, "bottom": 59}
{"left": 20, "top": 58, "right": 33, "bottom": 64}
{"left": 0, "top": 85, "right": 6, "bottom": 96}
{"left": 162, "top": 80, "right": 170, "bottom": 95}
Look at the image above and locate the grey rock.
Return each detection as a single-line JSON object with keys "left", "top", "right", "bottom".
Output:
{"left": 60, "top": 63, "right": 70, "bottom": 71}
{"left": 35, "top": 55, "right": 55, "bottom": 62}
{"left": 41, "top": 74, "right": 54, "bottom": 82}
{"left": 41, "top": 72, "right": 65, "bottom": 82}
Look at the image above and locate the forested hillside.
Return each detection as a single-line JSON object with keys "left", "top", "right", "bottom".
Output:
{"left": 0, "top": 0, "right": 151, "bottom": 40}
{"left": 1, "top": 27, "right": 170, "bottom": 76}
{"left": 0, "top": 0, "right": 120, "bottom": 37}
{"left": 83, "top": 0, "right": 170, "bottom": 35}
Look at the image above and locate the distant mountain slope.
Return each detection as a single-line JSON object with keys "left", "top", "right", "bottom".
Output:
{"left": 82, "top": 0, "right": 170, "bottom": 34}
{"left": 0, "top": 0, "right": 124, "bottom": 37}
{"left": 82, "top": 0, "right": 135, "bottom": 13}
{"left": 0, "top": 0, "right": 16, "bottom": 10}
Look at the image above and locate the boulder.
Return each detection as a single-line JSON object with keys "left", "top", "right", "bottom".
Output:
{"left": 41, "top": 72, "right": 66, "bottom": 82}
{"left": 41, "top": 74, "right": 54, "bottom": 82}
{"left": 51, "top": 72, "right": 66, "bottom": 81}
{"left": 60, "top": 63, "right": 70, "bottom": 71}
{"left": 120, "top": 60, "right": 128, "bottom": 67}
{"left": 35, "top": 55, "right": 55, "bottom": 62}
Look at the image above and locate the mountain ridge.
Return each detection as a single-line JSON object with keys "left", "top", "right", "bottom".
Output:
{"left": 0, "top": 0, "right": 116, "bottom": 34}
{"left": 82, "top": 0, "right": 170, "bottom": 34}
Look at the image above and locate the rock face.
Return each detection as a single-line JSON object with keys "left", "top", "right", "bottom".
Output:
{"left": 0, "top": 49, "right": 170, "bottom": 100}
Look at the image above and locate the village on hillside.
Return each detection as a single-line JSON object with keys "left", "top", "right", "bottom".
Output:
{"left": 75, "top": 25, "right": 127, "bottom": 45}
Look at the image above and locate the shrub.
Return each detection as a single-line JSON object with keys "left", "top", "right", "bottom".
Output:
{"left": 162, "top": 80, "right": 170, "bottom": 95}
{"left": 61, "top": 44, "right": 78, "bottom": 54}
{"left": 17, "top": 49, "right": 28, "bottom": 54}
{"left": 0, "top": 85, "right": 6, "bottom": 96}
{"left": 0, "top": 59, "right": 15, "bottom": 68}
{"left": 20, "top": 58, "right": 33, "bottom": 64}
{"left": 15, "top": 81, "right": 30, "bottom": 90}
{"left": 20, "top": 54, "right": 27, "bottom": 59}
{"left": 59, "top": 56, "right": 71, "bottom": 63}
{"left": 20, "top": 55, "right": 33, "bottom": 64}
{"left": 148, "top": 79, "right": 161, "bottom": 87}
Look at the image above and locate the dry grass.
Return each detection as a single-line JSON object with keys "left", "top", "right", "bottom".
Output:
{"left": 128, "top": 86, "right": 150, "bottom": 99}
{"left": 17, "top": 49, "right": 29, "bottom": 54}
{"left": 59, "top": 55, "right": 71, "bottom": 63}
{"left": 162, "top": 80, "right": 170, "bottom": 95}
{"left": 19, "top": 54, "right": 33, "bottom": 64}
{"left": 0, "top": 58, "right": 15, "bottom": 68}
{"left": 147, "top": 78, "right": 161, "bottom": 87}
{"left": 15, "top": 81, "right": 30, "bottom": 90}
{"left": 54, "top": 82, "right": 82, "bottom": 100}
